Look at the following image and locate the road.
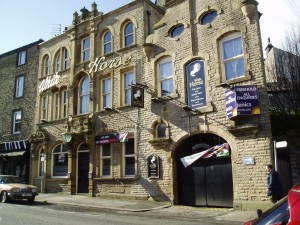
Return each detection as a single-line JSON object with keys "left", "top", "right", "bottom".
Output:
{"left": 0, "top": 201, "right": 241, "bottom": 225}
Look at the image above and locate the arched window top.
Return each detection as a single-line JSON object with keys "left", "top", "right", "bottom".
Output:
{"left": 157, "top": 123, "right": 167, "bottom": 138}
{"left": 43, "top": 55, "right": 50, "bottom": 76}
{"left": 169, "top": 24, "right": 184, "bottom": 38}
{"left": 79, "top": 143, "right": 89, "bottom": 151}
{"left": 200, "top": 10, "right": 218, "bottom": 25}
{"left": 124, "top": 21, "right": 134, "bottom": 47}
{"left": 53, "top": 144, "right": 68, "bottom": 153}
{"left": 80, "top": 76, "right": 90, "bottom": 95}
{"left": 103, "top": 30, "right": 112, "bottom": 54}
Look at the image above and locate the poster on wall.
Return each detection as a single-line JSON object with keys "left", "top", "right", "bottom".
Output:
{"left": 185, "top": 60, "right": 207, "bottom": 109}
{"left": 131, "top": 86, "right": 144, "bottom": 108}
{"left": 225, "top": 85, "right": 261, "bottom": 119}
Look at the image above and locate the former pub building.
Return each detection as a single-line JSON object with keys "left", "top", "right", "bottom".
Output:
{"left": 30, "top": 0, "right": 273, "bottom": 209}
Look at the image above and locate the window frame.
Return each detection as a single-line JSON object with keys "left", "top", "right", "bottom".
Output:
{"left": 79, "top": 76, "right": 90, "bottom": 114}
{"left": 53, "top": 92, "right": 60, "bottom": 120}
{"left": 41, "top": 95, "right": 48, "bottom": 121}
{"left": 101, "top": 78, "right": 112, "bottom": 109}
{"left": 220, "top": 32, "right": 245, "bottom": 81}
{"left": 100, "top": 144, "right": 112, "bottom": 177}
{"left": 123, "top": 21, "right": 134, "bottom": 48}
{"left": 12, "top": 110, "right": 22, "bottom": 134}
{"left": 52, "top": 144, "right": 68, "bottom": 178}
{"left": 63, "top": 48, "right": 70, "bottom": 70}
{"left": 157, "top": 57, "right": 174, "bottom": 97}
{"left": 15, "top": 75, "right": 25, "bottom": 98}
{"left": 55, "top": 53, "right": 61, "bottom": 73}
{"left": 62, "top": 90, "right": 68, "bottom": 118}
{"left": 169, "top": 24, "right": 185, "bottom": 38}
{"left": 122, "top": 139, "right": 135, "bottom": 177}
{"left": 44, "top": 55, "right": 50, "bottom": 76}
{"left": 103, "top": 30, "right": 112, "bottom": 55}
{"left": 123, "top": 71, "right": 134, "bottom": 105}
{"left": 82, "top": 37, "right": 91, "bottom": 62}
{"left": 18, "top": 51, "right": 26, "bottom": 66}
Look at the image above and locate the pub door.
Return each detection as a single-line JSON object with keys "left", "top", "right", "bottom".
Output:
{"left": 77, "top": 150, "right": 89, "bottom": 193}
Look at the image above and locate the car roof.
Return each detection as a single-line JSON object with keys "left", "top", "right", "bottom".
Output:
{"left": 288, "top": 184, "right": 300, "bottom": 207}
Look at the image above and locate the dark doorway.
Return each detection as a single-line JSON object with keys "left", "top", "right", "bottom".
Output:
{"left": 77, "top": 151, "right": 89, "bottom": 193}
{"left": 176, "top": 133, "right": 233, "bottom": 207}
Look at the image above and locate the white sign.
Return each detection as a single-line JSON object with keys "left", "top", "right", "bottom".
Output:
{"left": 275, "top": 141, "right": 287, "bottom": 148}
{"left": 89, "top": 55, "right": 132, "bottom": 73}
{"left": 39, "top": 72, "right": 60, "bottom": 93}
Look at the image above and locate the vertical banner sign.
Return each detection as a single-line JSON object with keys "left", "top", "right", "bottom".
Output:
{"left": 148, "top": 154, "right": 160, "bottom": 178}
{"left": 185, "top": 60, "right": 207, "bottom": 109}
{"left": 225, "top": 85, "right": 261, "bottom": 119}
{"left": 131, "top": 86, "right": 144, "bottom": 108}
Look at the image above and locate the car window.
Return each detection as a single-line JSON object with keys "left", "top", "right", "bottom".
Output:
{"left": 253, "top": 196, "right": 289, "bottom": 225}
{"left": 5, "top": 176, "right": 22, "bottom": 183}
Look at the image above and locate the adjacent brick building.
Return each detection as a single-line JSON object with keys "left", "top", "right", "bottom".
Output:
{"left": 29, "top": 0, "right": 273, "bottom": 210}
{"left": 0, "top": 39, "right": 43, "bottom": 183}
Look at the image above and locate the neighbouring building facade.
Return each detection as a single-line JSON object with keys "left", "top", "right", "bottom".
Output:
{"left": 29, "top": 0, "right": 274, "bottom": 210}
{"left": 0, "top": 39, "right": 43, "bottom": 183}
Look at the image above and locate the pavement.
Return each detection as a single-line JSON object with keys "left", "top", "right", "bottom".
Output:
{"left": 35, "top": 193, "right": 257, "bottom": 224}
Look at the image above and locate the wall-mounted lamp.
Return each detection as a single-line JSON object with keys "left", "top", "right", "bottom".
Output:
{"left": 61, "top": 132, "right": 73, "bottom": 143}
{"left": 240, "top": 0, "right": 259, "bottom": 24}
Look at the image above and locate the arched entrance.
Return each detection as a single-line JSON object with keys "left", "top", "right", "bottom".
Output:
{"left": 77, "top": 143, "right": 90, "bottom": 193}
{"left": 175, "top": 133, "right": 233, "bottom": 207}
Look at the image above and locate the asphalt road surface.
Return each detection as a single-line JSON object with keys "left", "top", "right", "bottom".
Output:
{"left": 0, "top": 201, "right": 241, "bottom": 225}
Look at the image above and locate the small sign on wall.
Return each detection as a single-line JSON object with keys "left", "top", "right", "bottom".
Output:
{"left": 147, "top": 154, "right": 160, "bottom": 179}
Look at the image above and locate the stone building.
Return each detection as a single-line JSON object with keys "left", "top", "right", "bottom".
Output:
{"left": 0, "top": 39, "right": 43, "bottom": 183}
{"left": 30, "top": 0, "right": 273, "bottom": 209}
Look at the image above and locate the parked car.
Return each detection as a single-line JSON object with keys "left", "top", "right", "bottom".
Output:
{"left": 0, "top": 175, "right": 38, "bottom": 203}
{"left": 244, "top": 184, "right": 300, "bottom": 225}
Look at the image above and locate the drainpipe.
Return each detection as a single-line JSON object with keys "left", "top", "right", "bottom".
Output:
{"left": 146, "top": 9, "right": 152, "bottom": 35}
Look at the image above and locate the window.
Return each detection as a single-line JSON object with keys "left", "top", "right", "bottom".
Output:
{"left": 124, "top": 71, "right": 134, "bottom": 105}
{"left": 123, "top": 139, "right": 135, "bottom": 176}
{"left": 41, "top": 95, "right": 48, "bottom": 121}
{"left": 52, "top": 144, "right": 68, "bottom": 177}
{"left": 44, "top": 55, "right": 50, "bottom": 76}
{"left": 124, "top": 22, "right": 134, "bottom": 47}
{"left": 157, "top": 124, "right": 167, "bottom": 138}
{"left": 18, "top": 51, "right": 26, "bottom": 65}
{"left": 82, "top": 37, "right": 90, "bottom": 62}
{"left": 101, "top": 144, "right": 111, "bottom": 176}
{"left": 200, "top": 11, "right": 218, "bottom": 25}
{"left": 169, "top": 24, "right": 184, "bottom": 38}
{"left": 63, "top": 48, "right": 69, "bottom": 69}
{"left": 55, "top": 53, "right": 61, "bottom": 72}
{"left": 53, "top": 92, "right": 60, "bottom": 120}
{"left": 103, "top": 31, "right": 112, "bottom": 54}
{"left": 102, "top": 78, "right": 111, "bottom": 109}
{"left": 79, "top": 77, "right": 90, "bottom": 114}
{"left": 220, "top": 33, "right": 245, "bottom": 81}
{"left": 62, "top": 90, "right": 68, "bottom": 118}
{"left": 13, "top": 111, "right": 22, "bottom": 134}
{"left": 158, "top": 57, "right": 174, "bottom": 97}
{"left": 15, "top": 75, "right": 24, "bottom": 98}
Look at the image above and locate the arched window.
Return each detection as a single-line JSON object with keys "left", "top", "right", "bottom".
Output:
{"left": 169, "top": 24, "right": 184, "bottom": 38}
{"left": 124, "top": 22, "right": 134, "bottom": 47}
{"left": 55, "top": 53, "right": 61, "bottom": 72}
{"left": 44, "top": 55, "right": 50, "bottom": 76}
{"left": 52, "top": 144, "right": 68, "bottom": 177}
{"left": 200, "top": 10, "right": 218, "bottom": 25}
{"left": 79, "top": 76, "right": 90, "bottom": 114}
{"left": 63, "top": 48, "right": 69, "bottom": 70}
{"left": 157, "top": 57, "right": 174, "bottom": 97}
{"left": 103, "top": 30, "right": 112, "bottom": 54}
{"left": 157, "top": 123, "right": 167, "bottom": 138}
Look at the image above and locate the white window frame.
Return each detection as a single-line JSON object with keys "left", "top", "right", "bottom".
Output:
{"left": 52, "top": 144, "right": 68, "bottom": 178}
{"left": 123, "top": 71, "right": 134, "bottom": 105}
{"left": 63, "top": 48, "right": 69, "bottom": 70}
{"left": 124, "top": 22, "right": 134, "bottom": 48}
{"left": 82, "top": 37, "right": 91, "bottom": 62}
{"left": 18, "top": 51, "right": 26, "bottom": 65}
{"left": 44, "top": 56, "right": 50, "bottom": 76}
{"left": 122, "top": 139, "right": 135, "bottom": 177}
{"left": 103, "top": 30, "right": 112, "bottom": 55}
{"left": 55, "top": 53, "right": 61, "bottom": 72}
{"left": 41, "top": 95, "right": 48, "bottom": 121}
{"left": 220, "top": 32, "right": 245, "bottom": 81}
{"left": 100, "top": 144, "right": 112, "bottom": 177}
{"left": 102, "top": 78, "right": 111, "bottom": 109}
{"left": 15, "top": 75, "right": 24, "bottom": 98}
{"left": 157, "top": 57, "right": 174, "bottom": 97}
{"left": 62, "top": 90, "right": 68, "bottom": 118}
{"left": 79, "top": 76, "right": 90, "bottom": 114}
{"left": 53, "top": 92, "right": 60, "bottom": 120}
{"left": 13, "top": 111, "right": 22, "bottom": 134}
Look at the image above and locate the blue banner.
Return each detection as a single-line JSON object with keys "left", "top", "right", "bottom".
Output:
{"left": 186, "top": 60, "right": 207, "bottom": 109}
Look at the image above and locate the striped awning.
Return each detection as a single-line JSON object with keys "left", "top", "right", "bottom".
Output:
{"left": 0, "top": 139, "right": 29, "bottom": 153}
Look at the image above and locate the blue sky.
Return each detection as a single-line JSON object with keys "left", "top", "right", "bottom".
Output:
{"left": 0, "top": 0, "right": 299, "bottom": 55}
